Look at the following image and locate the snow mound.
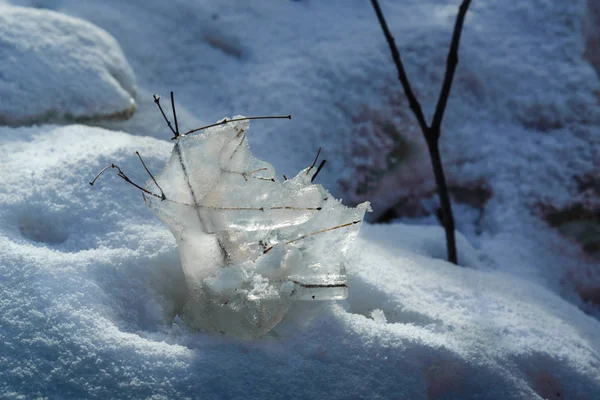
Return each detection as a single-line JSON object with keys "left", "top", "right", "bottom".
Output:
{"left": 0, "top": 125, "right": 599, "bottom": 398}
{"left": 0, "top": 5, "right": 136, "bottom": 126}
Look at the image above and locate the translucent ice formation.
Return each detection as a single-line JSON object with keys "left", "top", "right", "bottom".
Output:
{"left": 143, "top": 117, "right": 370, "bottom": 338}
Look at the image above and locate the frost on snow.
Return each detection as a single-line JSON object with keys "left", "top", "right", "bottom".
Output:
{"left": 142, "top": 117, "right": 370, "bottom": 338}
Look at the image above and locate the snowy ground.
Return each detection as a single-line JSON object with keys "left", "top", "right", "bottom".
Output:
{"left": 1, "top": 0, "right": 599, "bottom": 398}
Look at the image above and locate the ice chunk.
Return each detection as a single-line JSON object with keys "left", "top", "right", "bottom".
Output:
{"left": 143, "top": 117, "right": 369, "bottom": 338}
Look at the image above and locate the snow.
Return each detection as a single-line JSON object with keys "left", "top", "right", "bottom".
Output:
{"left": 1, "top": 0, "right": 600, "bottom": 397}
{"left": 1, "top": 124, "right": 599, "bottom": 399}
{"left": 0, "top": 5, "right": 136, "bottom": 125}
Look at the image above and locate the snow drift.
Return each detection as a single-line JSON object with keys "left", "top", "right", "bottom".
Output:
{"left": 0, "top": 5, "right": 136, "bottom": 126}
{"left": 0, "top": 125, "right": 599, "bottom": 398}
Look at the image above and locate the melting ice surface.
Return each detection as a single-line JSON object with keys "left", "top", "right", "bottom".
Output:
{"left": 143, "top": 117, "right": 370, "bottom": 338}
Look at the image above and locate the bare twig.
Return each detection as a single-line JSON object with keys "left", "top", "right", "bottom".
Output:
{"left": 286, "top": 220, "right": 360, "bottom": 245}
{"left": 370, "top": 0, "right": 472, "bottom": 265}
{"left": 180, "top": 115, "right": 291, "bottom": 138}
{"left": 89, "top": 164, "right": 113, "bottom": 186}
{"left": 306, "top": 147, "right": 322, "bottom": 175}
{"left": 243, "top": 168, "right": 268, "bottom": 181}
{"left": 136, "top": 151, "right": 165, "bottom": 200}
{"left": 170, "top": 91, "right": 180, "bottom": 138}
{"left": 153, "top": 94, "right": 177, "bottom": 137}
{"left": 89, "top": 163, "right": 163, "bottom": 199}
{"left": 196, "top": 205, "right": 321, "bottom": 212}
{"left": 223, "top": 167, "right": 276, "bottom": 182}
{"left": 370, "top": 0, "right": 429, "bottom": 135}
{"left": 311, "top": 160, "right": 327, "bottom": 183}
{"left": 161, "top": 197, "right": 323, "bottom": 212}
{"left": 263, "top": 220, "right": 361, "bottom": 254}
{"left": 430, "top": 0, "right": 472, "bottom": 138}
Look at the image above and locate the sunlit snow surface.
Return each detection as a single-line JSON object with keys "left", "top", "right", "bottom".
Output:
{"left": 1, "top": 0, "right": 600, "bottom": 397}
{"left": 0, "top": 126, "right": 598, "bottom": 399}
{"left": 143, "top": 118, "right": 369, "bottom": 338}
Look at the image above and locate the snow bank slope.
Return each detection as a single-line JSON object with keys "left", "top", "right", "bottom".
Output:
{"left": 0, "top": 5, "right": 136, "bottom": 126}
{"left": 0, "top": 126, "right": 598, "bottom": 399}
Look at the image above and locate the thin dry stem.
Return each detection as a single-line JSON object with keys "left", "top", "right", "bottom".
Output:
{"left": 136, "top": 151, "right": 165, "bottom": 200}
{"left": 306, "top": 147, "right": 322, "bottom": 175}
{"left": 89, "top": 163, "right": 163, "bottom": 199}
{"left": 311, "top": 160, "right": 327, "bottom": 183}
{"left": 180, "top": 115, "right": 291, "bottom": 138}
{"left": 263, "top": 220, "right": 361, "bottom": 254}
{"left": 170, "top": 91, "right": 180, "bottom": 138}
{"left": 153, "top": 94, "right": 177, "bottom": 136}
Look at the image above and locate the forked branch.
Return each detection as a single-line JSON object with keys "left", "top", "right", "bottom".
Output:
{"left": 92, "top": 97, "right": 293, "bottom": 201}
{"left": 370, "top": 0, "right": 472, "bottom": 265}
{"left": 153, "top": 94, "right": 177, "bottom": 138}
{"left": 152, "top": 91, "right": 291, "bottom": 139}
{"left": 89, "top": 162, "right": 164, "bottom": 200}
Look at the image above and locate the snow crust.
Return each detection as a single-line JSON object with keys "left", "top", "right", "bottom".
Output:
{"left": 0, "top": 5, "right": 136, "bottom": 126}
{"left": 1, "top": 126, "right": 599, "bottom": 399}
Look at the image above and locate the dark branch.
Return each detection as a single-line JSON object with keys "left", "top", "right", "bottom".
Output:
{"left": 311, "top": 160, "right": 327, "bottom": 183}
{"left": 370, "top": 0, "right": 429, "bottom": 136}
{"left": 370, "top": 0, "right": 471, "bottom": 265}
{"left": 180, "top": 115, "right": 291, "bottom": 138}
{"left": 430, "top": 0, "right": 472, "bottom": 138}
{"left": 153, "top": 94, "right": 177, "bottom": 136}
{"left": 306, "top": 147, "right": 322, "bottom": 175}
{"left": 136, "top": 151, "right": 166, "bottom": 200}
{"left": 170, "top": 91, "right": 180, "bottom": 138}
{"left": 89, "top": 163, "right": 163, "bottom": 199}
